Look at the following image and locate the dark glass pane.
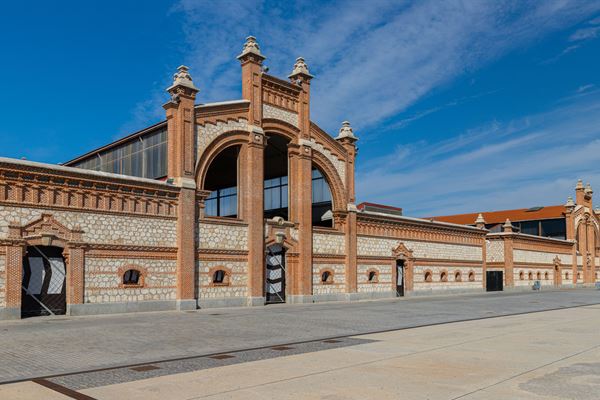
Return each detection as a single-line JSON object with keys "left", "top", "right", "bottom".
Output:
{"left": 205, "top": 198, "right": 218, "bottom": 217}
{"left": 541, "top": 219, "right": 566, "bottom": 239}
{"left": 520, "top": 221, "right": 539, "bottom": 236}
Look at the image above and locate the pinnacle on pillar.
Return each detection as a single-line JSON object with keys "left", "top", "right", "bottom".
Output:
{"left": 237, "top": 36, "right": 265, "bottom": 64}
{"left": 289, "top": 57, "right": 313, "bottom": 81}
{"left": 166, "top": 65, "right": 199, "bottom": 95}
{"left": 503, "top": 218, "right": 513, "bottom": 233}
{"left": 565, "top": 196, "right": 575, "bottom": 208}
{"left": 335, "top": 121, "right": 358, "bottom": 142}
{"left": 576, "top": 179, "right": 584, "bottom": 190}
{"left": 474, "top": 213, "right": 486, "bottom": 229}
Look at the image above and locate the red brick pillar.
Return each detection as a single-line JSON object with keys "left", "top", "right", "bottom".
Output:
{"left": 164, "top": 65, "right": 200, "bottom": 311}
{"left": 238, "top": 37, "right": 267, "bottom": 306}
{"left": 502, "top": 220, "right": 514, "bottom": 288}
{"left": 5, "top": 244, "right": 24, "bottom": 319}
{"left": 65, "top": 246, "right": 85, "bottom": 311}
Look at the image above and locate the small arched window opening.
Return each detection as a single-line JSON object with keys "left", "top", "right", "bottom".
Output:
{"left": 367, "top": 270, "right": 379, "bottom": 283}
{"left": 424, "top": 271, "right": 432, "bottom": 283}
{"left": 565, "top": 272, "right": 570, "bottom": 280}
{"left": 577, "top": 272, "right": 581, "bottom": 281}
{"left": 536, "top": 272, "right": 541, "bottom": 280}
{"left": 528, "top": 272, "right": 533, "bottom": 281}
{"left": 321, "top": 270, "right": 333, "bottom": 284}
{"left": 454, "top": 271, "right": 462, "bottom": 282}
{"left": 440, "top": 271, "right": 448, "bottom": 282}
{"left": 212, "top": 269, "right": 230, "bottom": 286}
{"left": 468, "top": 271, "right": 475, "bottom": 282}
{"left": 123, "top": 269, "right": 141, "bottom": 286}
{"left": 544, "top": 272, "right": 549, "bottom": 280}
{"left": 519, "top": 271, "right": 524, "bottom": 280}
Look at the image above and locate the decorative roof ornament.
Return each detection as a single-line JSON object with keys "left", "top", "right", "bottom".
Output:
{"left": 565, "top": 196, "right": 575, "bottom": 208}
{"left": 335, "top": 121, "right": 358, "bottom": 141}
{"left": 167, "top": 65, "right": 199, "bottom": 93}
{"left": 503, "top": 218, "right": 513, "bottom": 232}
{"left": 289, "top": 57, "right": 313, "bottom": 79}
{"left": 237, "top": 36, "right": 264, "bottom": 60}
{"left": 474, "top": 213, "right": 486, "bottom": 225}
{"left": 576, "top": 179, "right": 584, "bottom": 190}
{"left": 585, "top": 182, "right": 593, "bottom": 194}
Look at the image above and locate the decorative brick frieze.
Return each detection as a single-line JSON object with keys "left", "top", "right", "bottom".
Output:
{"left": 262, "top": 73, "right": 301, "bottom": 112}
{"left": 0, "top": 160, "right": 178, "bottom": 219}
{"left": 486, "top": 240, "right": 504, "bottom": 262}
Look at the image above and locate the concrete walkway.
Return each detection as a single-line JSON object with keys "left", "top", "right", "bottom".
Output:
{"left": 3, "top": 302, "right": 600, "bottom": 399}
{"left": 0, "top": 290, "right": 599, "bottom": 384}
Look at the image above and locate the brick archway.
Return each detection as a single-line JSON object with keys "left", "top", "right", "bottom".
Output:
{"left": 392, "top": 243, "right": 414, "bottom": 294}
{"left": 1, "top": 214, "right": 86, "bottom": 319}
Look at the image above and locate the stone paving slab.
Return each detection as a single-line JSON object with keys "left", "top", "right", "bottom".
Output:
{"left": 0, "top": 289, "right": 599, "bottom": 383}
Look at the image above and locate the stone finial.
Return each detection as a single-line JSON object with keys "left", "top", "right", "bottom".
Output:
{"left": 576, "top": 179, "right": 584, "bottom": 190}
{"left": 475, "top": 213, "right": 486, "bottom": 227}
{"left": 335, "top": 121, "right": 358, "bottom": 141}
{"left": 167, "top": 65, "right": 199, "bottom": 93}
{"left": 585, "top": 182, "right": 593, "bottom": 194}
{"left": 565, "top": 196, "right": 575, "bottom": 208}
{"left": 289, "top": 57, "right": 313, "bottom": 79}
{"left": 503, "top": 218, "right": 513, "bottom": 233}
{"left": 237, "top": 36, "right": 264, "bottom": 60}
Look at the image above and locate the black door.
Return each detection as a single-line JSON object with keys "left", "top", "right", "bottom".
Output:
{"left": 486, "top": 271, "right": 504, "bottom": 292}
{"left": 21, "top": 246, "right": 67, "bottom": 318}
{"left": 265, "top": 244, "right": 286, "bottom": 304}
{"left": 396, "top": 260, "right": 404, "bottom": 297}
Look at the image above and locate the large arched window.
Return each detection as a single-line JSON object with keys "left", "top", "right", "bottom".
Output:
{"left": 311, "top": 167, "right": 333, "bottom": 227}
{"left": 264, "top": 134, "right": 290, "bottom": 220}
{"left": 205, "top": 146, "right": 240, "bottom": 218}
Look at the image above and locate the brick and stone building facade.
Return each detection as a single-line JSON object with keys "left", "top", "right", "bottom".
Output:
{"left": 1, "top": 37, "right": 598, "bottom": 319}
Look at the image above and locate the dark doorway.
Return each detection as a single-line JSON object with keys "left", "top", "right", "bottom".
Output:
{"left": 265, "top": 244, "right": 286, "bottom": 304}
{"left": 21, "top": 246, "right": 67, "bottom": 318}
{"left": 396, "top": 260, "right": 405, "bottom": 297}
{"left": 486, "top": 271, "right": 503, "bottom": 292}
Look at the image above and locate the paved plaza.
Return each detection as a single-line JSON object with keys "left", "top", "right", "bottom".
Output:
{"left": 0, "top": 289, "right": 599, "bottom": 399}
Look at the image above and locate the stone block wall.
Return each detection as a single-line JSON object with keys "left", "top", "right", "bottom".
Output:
{"left": 413, "top": 265, "right": 481, "bottom": 293}
{"left": 357, "top": 236, "right": 482, "bottom": 261}
{"left": 0, "top": 255, "right": 5, "bottom": 307}
{"left": 84, "top": 258, "right": 177, "bottom": 303}
{"left": 513, "top": 249, "right": 570, "bottom": 265}
{"left": 0, "top": 206, "right": 177, "bottom": 247}
{"left": 357, "top": 264, "right": 392, "bottom": 293}
{"left": 486, "top": 240, "right": 504, "bottom": 262}
{"left": 312, "top": 263, "right": 345, "bottom": 295}
{"left": 197, "top": 118, "right": 249, "bottom": 157}
{"left": 263, "top": 104, "right": 298, "bottom": 127}
{"left": 198, "top": 221, "right": 248, "bottom": 251}
{"left": 198, "top": 260, "right": 248, "bottom": 300}
{"left": 313, "top": 232, "right": 345, "bottom": 255}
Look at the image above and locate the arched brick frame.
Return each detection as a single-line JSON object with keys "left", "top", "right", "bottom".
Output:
{"left": 468, "top": 270, "right": 476, "bottom": 282}
{"left": 454, "top": 270, "right": 462, "bottom": 282}
{"left": 262, "top": 119, "right": 300, "bottom": 142}
{"left": 519, "top": 271, "right": 525, "bottom": 280}
{"left": 118, "top": 264, "right": 147, "bottom": 288}
{"left": 195, "top": 130, "right": 249, "bottom": 190}
{"left": 319, "top": 268, "right": 335, "bottom": 285}
{"left": 3, "top": 214, "right": 86, "bottom": 317}
{"left": 440, "top": 270, "right": 448, "bottom": 282}
{"left": 312, "top": 152, "right": 347, "bottom": 213}
{"left": 207, "top": 265, "right": 232, "bottom": 287}
{"left": 528, "top": 271, "right": 533, "bottom": 280}
{"left": 423, "top": 269, "right": 433, "bottom": 283}
{"left": 366, "top": 268, "right": 380, "bottom": 283}
{"left": 392, "top": 243, "right": 414, "bottom": 293}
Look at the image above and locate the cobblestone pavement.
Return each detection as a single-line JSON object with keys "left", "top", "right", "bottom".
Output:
{"left": 0, "top": 289, "right": 599, "bottom": 384}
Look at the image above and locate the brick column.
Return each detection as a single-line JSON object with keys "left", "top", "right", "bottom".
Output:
{"left": 244, "top": 131, "right": 266, "bottom": 305}
{"left": 238, "top": 37, "right": 267, "bottom": 306}
{"left": 4, "top": 244, "right": 24, "bottom": 319}
{"left": 164, "top": 65, "right": 199, "bottom": 311}
{"left": 65, "top": 246, "right": 85, "bottom": 314}
{"left": 344, "top": 211, "right": 358, "bottom": 297}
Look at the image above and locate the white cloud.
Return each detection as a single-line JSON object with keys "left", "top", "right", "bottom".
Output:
{"left": 356, "top": 92, "right": 600, "bottom": 216}
{"left": 570, "top": 26, "right": 600, "bottom": 41}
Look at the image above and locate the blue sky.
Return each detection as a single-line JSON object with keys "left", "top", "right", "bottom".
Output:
{"left": 1, "top": 1, "right": 600, "bottom": 217}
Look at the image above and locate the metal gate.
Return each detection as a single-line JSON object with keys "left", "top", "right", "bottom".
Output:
{"left": 396, "top": 260, "right": 404, "bottom": 297}
{"left": 21, "top": 246, "right": 67, "bottom": 318}
{"left": 486, "top": 271, "right": 504, "bottom": 292}
{"left": 265, "top": 244, "right": 286, "bottom": 304}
